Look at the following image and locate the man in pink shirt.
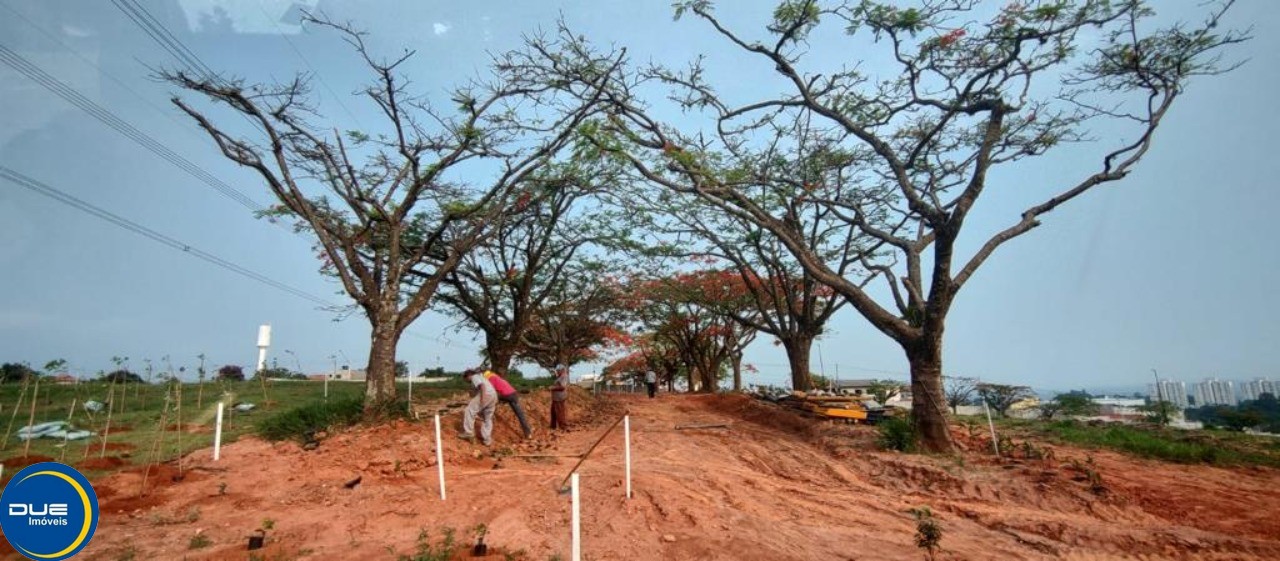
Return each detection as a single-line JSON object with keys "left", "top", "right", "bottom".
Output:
{"left": 484, "top": 369, "right": 532, "bottom": 439}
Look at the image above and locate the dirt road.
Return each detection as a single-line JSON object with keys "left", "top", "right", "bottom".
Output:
{"left": 41, "top": 391, "right": 1280, "bottom": 560}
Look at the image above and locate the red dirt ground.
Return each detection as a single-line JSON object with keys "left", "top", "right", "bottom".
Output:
{"left": 11, "top": 390, "right": 1280, "bottom": 560}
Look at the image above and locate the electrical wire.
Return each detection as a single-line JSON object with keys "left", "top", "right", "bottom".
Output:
{"left": 0, "top": 165, "right": 334, "bottom": 308}
{"left": 0, "top": 44, "right": 265, "bottom": 213}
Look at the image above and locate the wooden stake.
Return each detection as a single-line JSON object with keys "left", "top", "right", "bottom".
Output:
{"left": 2, "top": 377, "right": 30, "bottom": 451}
{"left": 22, "top": 379, "right": 40, "bottom": 458}
{"left": 100, "top": 380, "right": 116, "bottom": 458}
{"left": 140, "top": 387, "right": 172, "bottom": 496}
{"left": 175, "top": 382, "right": 184, "bottom": 479}
{"left": 59, "top": 398, "right": 77, "bottom": 462}
{"left": 674, "top": 423, "right": 731, "bottom": 430}
{"left": 558, "top": 415, "right": 625, "bottom": 492}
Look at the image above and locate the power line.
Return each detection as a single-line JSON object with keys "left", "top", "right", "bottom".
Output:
{"left": 0, "top": 44, "right": 265, "bottom": 213}
{"left": 110, "top": 0, "right": 218, "bottom": 82}
{"left": 0, "top": 0, "right": 203, "bottom": 141}
{"left": 0, "top": 165, "right": 334, "bottom": 308}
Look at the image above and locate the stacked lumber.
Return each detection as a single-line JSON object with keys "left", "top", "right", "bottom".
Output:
{"left": 748, "top": 389, "right": 886, "bottom": 424}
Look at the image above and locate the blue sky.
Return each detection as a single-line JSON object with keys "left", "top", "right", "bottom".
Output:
{"left": 0, "top": 0, "right": 1276, "bottom": 392}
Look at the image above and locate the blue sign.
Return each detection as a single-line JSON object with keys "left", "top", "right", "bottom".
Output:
{"left": 1, "top": 462, "right": 99, "bottom": 560}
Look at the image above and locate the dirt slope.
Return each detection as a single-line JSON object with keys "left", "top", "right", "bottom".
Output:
{"left": 34, "top": 390, "right": 1280, "bottom": 560}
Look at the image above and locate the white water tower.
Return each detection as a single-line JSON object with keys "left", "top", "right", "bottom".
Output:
{"left": 256, "top": 324, "right": 272, "bottom": 373}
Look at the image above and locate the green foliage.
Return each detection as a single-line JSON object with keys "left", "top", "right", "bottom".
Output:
{"left": 1040, "top": 392, "right": 1099, "bottom": 419}
{"left": 1037, "top": 420, "right": 1280, "bottom": 468}
{"left": 216, "top": 364, "right": 245, "bottom": 381}
{"left": 100, "top": 369, "right": 144, "bottom": 384}
{"left": 878, "top": 415, "right": 916, "bottom": 452}
{"left": 1, "top": 362, "right": 39, "bottom": 383}
{"left": 255, "top": 397, "right": 365, "bottom": 442}
{"left": 188, "top": 533, "right": 212, "bottom": 550}
{"left": 977, "top": 383, "right": 1034, "bottom": 417}
{"left": 1187, "top": 394, "right": 1280, "bottom": 433}
{"left": 256, "top": 366, "right": 307, "bottom": 380}
{"left": 907, "top": 506, "right": 942, "bottom": 560}
{"left": 397, "top": 528, "right": 458, "bottom": 561}
{"left": 868, "top": 379, "right": 904, "bottom": 405}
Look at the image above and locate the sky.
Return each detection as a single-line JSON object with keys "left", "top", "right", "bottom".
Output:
{"left": 0, "top": 0, "right": 1276, "bottom": 393}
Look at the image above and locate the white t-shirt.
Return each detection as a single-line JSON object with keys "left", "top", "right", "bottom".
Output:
{"left": 645, "top": 371, "right": 656, "bottom": 383}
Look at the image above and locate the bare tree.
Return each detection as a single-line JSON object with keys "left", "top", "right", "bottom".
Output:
{"left": 163, "top": 16, "right": 616, "bottom": 414}
{"left": 541, "top": 0, "right": 1244, "bottom": 451}
{"left": 943, "top": 376, "right": 978, "bottom": 414}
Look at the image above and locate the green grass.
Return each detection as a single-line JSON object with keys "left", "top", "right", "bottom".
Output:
{"left": 255, "top": 396, "right": 365, "bottom": 442}
{"left": 0, "top": 377, "right": 474, "bottom": 477}
{"left": 1019, "top": 419, "right": 1280, "bottom": 468}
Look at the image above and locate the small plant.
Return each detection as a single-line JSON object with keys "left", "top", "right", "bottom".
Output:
{"left": 877, "top": 416, "right": 916, "bottom": 452}
{"left": 398, "top": 527, "right": 458, "bottom": 561}
{"left": 185, "top": 507, "right": 201, "bottom": 523}
{"left": 115, "top": 546, "right": 138, "bottom": 561}
{"left": 217, "top": 482, "right": 227, "bottom": 495}
{"left": 908, "top": 506, "right": 943, "bottom": 561}
{"left": 188, "top": 533, "right": 212, "bottom": 550}
{"left": 261, "top": 518, "right": 275, "bottom": 531}
{"left": 473, "top": 523, "right": 489, "bottom": 556}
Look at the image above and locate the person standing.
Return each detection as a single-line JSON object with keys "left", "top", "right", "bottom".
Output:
{"left": 550, "top": 365, "right": 570, "bottom": 430}
{"left": 645, "top": 369, "right": 658, "bottom": 399}
{"left": 484, "top": 370, "right": 532, "bottom": 438}
{"left": 461, "top": 368, "right": 497, "bottom": 446}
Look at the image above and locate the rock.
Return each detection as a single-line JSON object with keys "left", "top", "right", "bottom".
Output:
{"left": 662, "top": 534, "right": 676, "bottom": 543}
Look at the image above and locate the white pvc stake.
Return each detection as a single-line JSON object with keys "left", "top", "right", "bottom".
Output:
{"left": 324, "top": 372, "right": 329, "bottom": 401}
{"left": 407, "top": 373, "right": 414, "bottom": 414}
{"left": 213, "top": 402, "right": 224, "bottom": 461}
{"left": 571, "top": 472, "right": 581, "bottom": 561}
{"left": 624, "top": 415, "right": 631, "bottom": 500}
{"left": 434, "top": 414, "right": 446, "bottom": 501}
{"left": 983, "top": 398, "right": 999, "bottom": 456}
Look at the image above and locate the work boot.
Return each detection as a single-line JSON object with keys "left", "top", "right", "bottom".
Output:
{"left": 459, "top": 434, "right": 475, "bottom": 442}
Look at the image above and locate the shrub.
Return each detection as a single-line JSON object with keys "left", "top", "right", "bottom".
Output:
{"left": 256, "top": 397, "right": 364, "bottom": 441}
{"left": 878, "top": 416, "right": 916, "bottom": 452}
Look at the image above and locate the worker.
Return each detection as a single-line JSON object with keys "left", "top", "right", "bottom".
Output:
{"left": 484, "top": 369, "right": 532, "bottom": 438}
{"left": 550, "top": 365, "right": 570, "bottom": 430}
{"left": 460, "top": 368, "right": 497, "bottom": 446}
{"left": 644, "top": 369, "right": 658, "bottom": 399}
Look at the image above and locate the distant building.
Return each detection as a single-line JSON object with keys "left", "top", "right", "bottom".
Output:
{"left": 1146, "top": 380, "right": 1189, "bottom": 409}
{"left": 51, "top": 373, "right": 77, "bottom": 385}
{"left": 1239, "top": 378, "right": 1279, "bottom": 402}
{"left": 333, "top": 367, "right": 366, "bottom": 382}
{"left": 1193, "top": 378, "right": 1237, "bottom": 407}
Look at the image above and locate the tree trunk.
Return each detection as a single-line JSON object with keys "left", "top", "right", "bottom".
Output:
{"left": 782, "top": 336, "right": 814, "bottom": 391}
{"left": 364, "top": 315, "right": 400, "bottom": 415}
{"left": 731, "top": 351, "right": 743, "bottom": 392}
{"left": 906, "top": 338, "right": 956, "bottom": 454}
{"left": 485, "top": 335, "right": 516, "bottom": 375}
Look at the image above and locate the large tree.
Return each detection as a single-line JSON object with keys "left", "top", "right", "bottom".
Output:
{"left": 624, "top": 271, "right": 759, "bottom": 392}
{"left": 165, "top": 16, "right": 616, "bottom": 413}
{"left": 516, "top": 272, "right": 630, "bottom": 370}
{"left": 545, "top": 0, "right": 1243, "bottom": 451}
{"left": 434, "top": 182, "right": 621, "bottom": 375}
{"left": 623, "top": 180, "right": 865, "bottom": 391}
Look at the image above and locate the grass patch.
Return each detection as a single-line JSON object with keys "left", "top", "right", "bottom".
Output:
{"left": 255, "top": 397, "right": 364, "bottom": 442}
{"left": 1032, "top": 420, "right": 1280, "bottom": 468}
{"left": 0, "top": 377, "right": 472, "bottom": 476}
